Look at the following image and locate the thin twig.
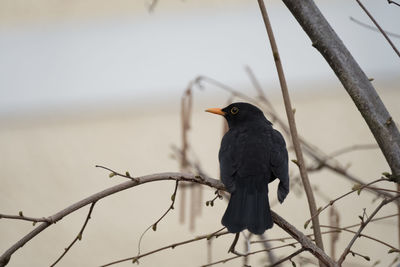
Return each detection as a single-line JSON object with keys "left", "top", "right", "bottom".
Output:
{"left": 271, "top": 211, "right": 337, "bottom": 266}
{"left": 338, "top": 195, "right": 400, "bottom": 264}
{"left": 50, "top": 201, "right": 96, "bottom": 267}
{"left": 319, "top": 225, "right": 398, "bottom": 250}
{"left": 388, "top": 0, "right": 400, "bottom": 7}
{"left": 95, "top": 165, "right": 136, "bottom": 181}
{"left": 350, "top": 17, "right": 400, "bottom": 39}
{"left": 366, "top": 186, "right": 400, "bottom": 194}
{"left": 256, "top": 0, "right": 325, "bottom": 259}
{"left": 100, "top": 228, "right": 228, "bottom": 267}
{"left": 196, "top": 76, "right": 257, "bottom": 104}
{"left": 303, "top": 178, "right": 387, "bottom": 228}
{"left": 268, "top": 248, "right": 306, "bottom": 267}
{"left": 251, "top": 229, "right": 341, "bottom": 244}
{"left": 316, "top": 162, "right": 399, "bottom": 203}
{"left": 201, "top": 242, "right": 299, "bottom": 267}
{"left": 205, "top": 190, "right": 223, "bottom": 207}
{"left": 0, "top": 214, "right": 53, "bottom": 224}
{"left": 137, "top": 180, "right": 179, "bottom": 255}
{"left": 348, "top": 250, "right": 371, "bottom": 262}
{"left": 244, "top": 66, "right": 276, "bottom": 114}
{"left": 338, "top": 213, "right": 398, "bottom": 229}
{"left": 355, "top": 0, "right": 400, "bottom": 57}
{"left": 328, "top": 144, "right": 379, "bottom": 158}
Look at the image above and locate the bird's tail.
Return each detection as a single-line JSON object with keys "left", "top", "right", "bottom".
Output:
{"left": 221, "top": 181, "right": 273, "bottom": 235}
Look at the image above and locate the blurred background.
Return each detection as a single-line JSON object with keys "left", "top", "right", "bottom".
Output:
{"left": 0, "top": 0, "right": 399, "bottom": 266}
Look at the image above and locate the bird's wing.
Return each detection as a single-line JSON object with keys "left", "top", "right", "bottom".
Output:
{"left": 219, "top": 130, "right": 243, "bottom": 193}
{"left": 271, "top": 129, "right": 290, "bottom": 203}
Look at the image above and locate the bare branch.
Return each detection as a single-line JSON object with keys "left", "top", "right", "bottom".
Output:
{"left": 0, "top": 172, "right": 223, "bottom": 266}
{"left": 281, "top": 0, "right": 400, "bottom": 178}
{"left": 388, "top": 0, "right": 400, "bottom": 7}
{"left": 303, "top": 178, "right": 387, "bottom": 228}
{"left": 0, "top": 168, "right": 336, "bottom": 266}
{"left": 314, "top": 161, "right": 399, "bottom": 203}
{"left": 271, "top": 211, "right": 338, "bottom": 266}
{"left": 338, "top": 195, "right": 400, "bottom": 264}
{"left": 195, "top": 76, "right": 257, "bottom": 104}
{"left": 201, "top": 242, "right": 299, "bottom": 267}
{"left": 257, "top": 0, "right": 325, "bottom": 258}
{"left": 268, "top": 248, "right": 305, "bottom": 267}
{"left": 341, "top": 213, "right": 399, "bottom": 229}
{"left": 320, "top": 225, "right": 398, "bottom": 250}
{"left": 0, "top": 213, "right": 53, "bottom": 224}
{"left": 355, "top": 0, "right": 400, "bottom": 57}
{"left": 366, "top": 186, "right": 400, "bottom": 194}
{"left": 50, "top": 202, "right": 96, "bottom": 267}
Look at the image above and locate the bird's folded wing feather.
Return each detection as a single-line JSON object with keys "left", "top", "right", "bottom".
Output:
{"left": 271, "top": 130, "right": 289, "bottom": 185}
{"left": 219, "top": 130, "right": 244, "bottom": 193}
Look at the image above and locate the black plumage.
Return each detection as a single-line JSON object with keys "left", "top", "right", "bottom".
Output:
{"left": 206, "top": 102, "right": 289, "bottom": 235}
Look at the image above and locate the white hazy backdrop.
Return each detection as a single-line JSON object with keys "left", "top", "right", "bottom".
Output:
{"left": 0, "top": 0, "right": 399, "bottom": 266}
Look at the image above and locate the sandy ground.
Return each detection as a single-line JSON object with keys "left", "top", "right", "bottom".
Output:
{"left": 1, "top": 82, "right": 400, "bottom": 267}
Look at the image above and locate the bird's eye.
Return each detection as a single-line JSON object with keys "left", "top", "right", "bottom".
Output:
{"left": 230, "top": 107, "right": 239, "bottom": 115}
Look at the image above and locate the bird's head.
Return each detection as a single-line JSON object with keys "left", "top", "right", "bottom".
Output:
{"left": 206, "top": 102, "right": 270, "bottom": 128}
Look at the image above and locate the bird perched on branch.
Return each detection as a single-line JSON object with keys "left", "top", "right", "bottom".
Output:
{"left": 206, "top": 102, "right": 289, "bottom": 235}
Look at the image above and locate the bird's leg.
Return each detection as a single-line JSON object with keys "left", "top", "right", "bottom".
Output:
{"left": 228, "top": 232, "right": 244, "bottom": 255}
{"left": 242, "top": 232, "right": 252, "bottom": 266}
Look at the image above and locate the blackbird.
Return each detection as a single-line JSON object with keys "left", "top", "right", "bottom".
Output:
{"left": 206, "top": 102, "right": 289, "bottom": 235}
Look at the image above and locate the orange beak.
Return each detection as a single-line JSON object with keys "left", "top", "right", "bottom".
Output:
{"left": 205, "top": 108, "right": 226, "bottom": 116}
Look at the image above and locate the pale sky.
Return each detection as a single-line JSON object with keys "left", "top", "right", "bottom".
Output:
{"left": 0, "top": 0, "right": 399, "bottom": 116}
